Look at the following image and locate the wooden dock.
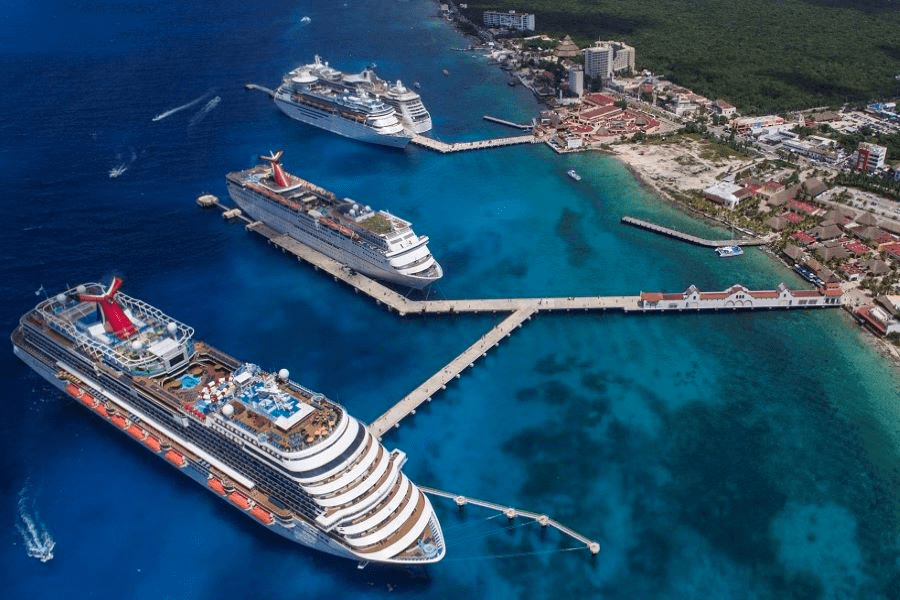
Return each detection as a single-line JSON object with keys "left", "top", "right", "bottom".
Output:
{"left": 419, "top": 486, "right": 600, "bottom": 555}
{"left": 621, "top": 216, "right": 767, "bottom": 247}
{"left": 410, "top": 133, "right": 538, "bottom": 153}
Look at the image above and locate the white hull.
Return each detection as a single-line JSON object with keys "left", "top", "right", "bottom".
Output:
{"left": 228, "top": 183, "right": 440, "bottom": 289}
{"left": 273, "top": 96, "right": 411, "bottom": 148}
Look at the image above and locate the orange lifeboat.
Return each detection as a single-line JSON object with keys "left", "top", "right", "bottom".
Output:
{"left": 127, "top": 424, "right": 145, "bottom": 441}
{"left": 228, "top": 491, "right": 250, "bottom": 510}
{"left": 250, "top": 505, "right": 274, "bottom": 525}
{"left": 207, "top": 477, "right": 226, "bottom": 496}
{"left": 65, "top": 383, "right": 81, "bottom": 398}
{"left": 94, "top": 403, "right": 108, "bottom": 417}
{"left": 164, "top": 450, "right": 186, "bottom": 467}
{"left": 111, "top": 414, "right": 127, "bottom": 429}
{"left": 144, "top": 435, "right": 161, "bottom": 452}
{"left": 79, "top": 392, "right": 98, "bottom": 408}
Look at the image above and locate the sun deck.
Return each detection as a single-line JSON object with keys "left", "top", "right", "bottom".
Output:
{"left": 146, "top": 349, "right": 341, "bottom": 452}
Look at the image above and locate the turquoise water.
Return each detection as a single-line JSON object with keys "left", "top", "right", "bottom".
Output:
{"left": 3, "top": 1, "right": 900, "bottom": 598}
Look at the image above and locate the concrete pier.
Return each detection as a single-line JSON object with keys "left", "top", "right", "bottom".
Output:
{"left": 621, "top": 216, "right": 767, "bottom": 247}
{"left": 368, "top": 307, "right": 536, "bottom": 437}
{"left": 410, "top": 133, "right": 537, "bottom": 153}
{"left": 201, "top": 196, "right": 843, "bottom": 440}
{"left": 482, "top": 115, "right": 533, "bottom": 130}
{"left": 419, "top": 486, "right": 600, "bottom": 555}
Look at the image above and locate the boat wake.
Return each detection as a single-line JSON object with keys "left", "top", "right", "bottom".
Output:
{"left": 108, "top": 164, "right": 128, "bottom": 178}
{"left": 109, "top": 149, "right": 137, "bottom": 179}
{"left": 188, "top": 96, "right": 221, "bottom": 127}
{"left": 152, "top": 93, "right": 208, "bottom": 122}
{"left": 16, "top": 489, "right": 54, "bottom": 563}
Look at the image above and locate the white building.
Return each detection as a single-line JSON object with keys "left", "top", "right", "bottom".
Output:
{"left": 583, "top": 41, "right": 635, "bottom": 80}
{"left": 703, "top": 181, "right": 743, "bottom": 209}
{"left": 483, "top": 10, "right": 535, "bottom": 31}
{"left": 568, "top": 67, "right": 584, "bottom": 97}
{"left": 852, "top": 141, "right": 887, "bottom": 173}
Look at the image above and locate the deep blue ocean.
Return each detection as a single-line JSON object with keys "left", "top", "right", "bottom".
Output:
{"left": 3, "top": 1, "right": 900, "bottom": 598}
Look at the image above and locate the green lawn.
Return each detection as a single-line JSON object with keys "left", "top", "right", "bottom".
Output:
{"left": 462, "top": 0, "right": 900, "bottom": 114}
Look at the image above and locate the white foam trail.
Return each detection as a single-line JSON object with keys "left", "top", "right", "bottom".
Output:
{"left": 108, "top": 163, "right": 128, "bottom": 178}
{"left": 16, "top": 490, "right": 54, "bottom": 563}
{"left": 188, "top": 96, "right": 221, "bottom": 127}
{"left": 152, "top": 94, "right": 207, "bottom": 122}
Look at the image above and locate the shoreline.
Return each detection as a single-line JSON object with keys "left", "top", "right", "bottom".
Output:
{"left": 610, "top": 146, "right": 900, "bottom": 370}
{"left": 436, "top": 1, "right": 900, "bottom": 373}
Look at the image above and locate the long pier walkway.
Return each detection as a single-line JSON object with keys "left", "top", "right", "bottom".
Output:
{"left": 410, "top": 133, "right": 538, "bottom": 153}
{"left": 369, "top": 307, "right": 536, "bottom": 437}
{"left": 201, "top": 197, "right": 841, "bottom": 438}
{"left": 621, "top": 216, "right": 767, "bottom": 247}
{"left": 482, "top": 115, "right": 533, "bottom": 130}
{"left": 419, "top": 485, "right": 600, "bottom": 555}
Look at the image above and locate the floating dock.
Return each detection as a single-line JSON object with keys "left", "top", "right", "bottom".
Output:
{"left": 621, "top": 216, "right": 767, "bottom": 247}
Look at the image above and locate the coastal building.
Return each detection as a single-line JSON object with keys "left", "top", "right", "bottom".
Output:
{"left": 703, "top": 181, "right": 744, "bottom": 209}
{"left": 781, "top": 136, "right": 840, "bottom": 164}
{"left": 583, "top": 41, "right": 635, "bottom": 80}
{"left": 711, "top": 99, "right": 736, "bottom": 117}
{"left": 568, "top": 67, "right": 584, "bottom": 97}
{"left": 555, "top": 36, "right": 580, "bottom": 58}
{"left": 638, "top": 283, "right": 842, "bottom": 311}
{"left": 852, "top": 142, "right": 887, "bottom": 173}
{"left": 730, "top": 115, "right": 785, "bottom": 135}
{"left": 483, "top": 10, "right": 535, "bottom": 31}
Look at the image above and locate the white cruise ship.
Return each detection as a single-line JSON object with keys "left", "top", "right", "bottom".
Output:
{"left": 273, "top": 63, "right": 411, "bottom": 148}
{"left": 12, "top": 277, "right": 446, "bottom": 565}
{"left": 227, "top": 151, "right": 443, "bottom": 290}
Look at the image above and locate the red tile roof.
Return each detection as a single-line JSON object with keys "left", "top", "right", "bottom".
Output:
{"left": 641, "top": 292, "right": 663, "bottom": 302}
{"left": 784, "top": 212, "right": 805, "bottom": 224}
{"left": 789, "top": 199, "right": 819, "bottom": 214}
{"left": 791, "top": 231, "right": 817, "bottom": 245}
{"left": 584, "top": 93, "right": 615, "bottom": 107}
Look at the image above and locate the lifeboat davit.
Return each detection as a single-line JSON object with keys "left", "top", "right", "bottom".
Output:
{"left": 127, "top": 424, "right": 146, "bottom": 441}
{"left": 207, "top": 477, "right": 226, "bottom": 496}
{"left": 164, "top": 450, "right": 186, "bottom": 468}
{"left": 228, "top": 491, "right": 251, "bottom": 510}
{"left": 144, "top": 435, "right": 161, "bottom": 452}
{"left": 250, "top": 505, "right": 274, "bottom": 525}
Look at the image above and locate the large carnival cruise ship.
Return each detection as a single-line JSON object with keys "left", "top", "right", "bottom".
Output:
{"left": 12, "top": 277, "right": 446, "bottom": 566}
{"left": 272, "top": 60, "right": 412, "bottom": 148}
{"left": 227, "top": 151, "right": 442, "bottom": 290}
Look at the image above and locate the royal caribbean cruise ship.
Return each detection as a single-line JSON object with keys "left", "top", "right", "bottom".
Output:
{"left": 315, "top": 56, "right": 433, "bottom": 134}
{"left": 227, "top": 151, "right": 443, "bottom": 290}
{"left": 12, "top": 277, "right": 446, "bottom": 566}
{"left": 273, "top": 61, "right": 412, "bottom": 148}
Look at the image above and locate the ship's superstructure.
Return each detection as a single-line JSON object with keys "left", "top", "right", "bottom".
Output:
{"left": 227, "top": 151, "right": 442, "bottom": 289}
{"left": 273, "top": 58, "right": 413, "bottom": 148}
{"left": 12, "top": 278, "right": 445, "bottom": 565}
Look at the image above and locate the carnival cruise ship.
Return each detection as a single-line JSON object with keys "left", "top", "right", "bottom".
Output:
{"left": 227, "top": 151, "right": 443, "bottom": 290}
{"left": 12, "top": 277, "right": 446, "bottom": 565}
{"left": 273, "top": 61, "right": 412, "bottom": 148}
